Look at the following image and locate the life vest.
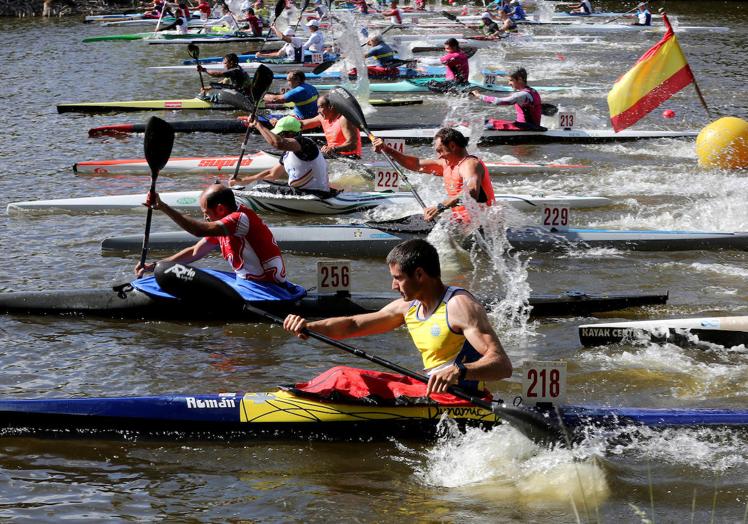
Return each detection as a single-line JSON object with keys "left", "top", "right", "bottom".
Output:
{"left": 321, "top": 114, "right": 362, "bottom": 157}
{"left": 515, "top": 86, "right": 542, "bottom": 126}
{"left": 404, "top": 286, "right": 483, "bottom": 391}
{"left": 442, "top": 155, "right": 495, "bottom": 220}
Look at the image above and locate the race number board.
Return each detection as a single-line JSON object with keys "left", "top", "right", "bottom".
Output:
{"left": 557, "top": 111, "right": 576, "bottom": 130}
{"left": 316, "top": 260, "right": 351, "bottom": 293}
{"left": 541, "top": 205, "right": 570, "bottom": 231}
{"left": 521, "top": 360, "right": 567, "bottom": 406}
{"left": 374, "top": 169, "right": 401, "bottom": 191}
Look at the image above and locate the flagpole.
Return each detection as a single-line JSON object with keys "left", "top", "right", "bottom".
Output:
{"left": 662, "top": 12, "right": 712, "bottom": 119}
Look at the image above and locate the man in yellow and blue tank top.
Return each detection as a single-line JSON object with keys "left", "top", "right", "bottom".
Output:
{"left": 283, "top": 239, "right": 512, "bottom": 394}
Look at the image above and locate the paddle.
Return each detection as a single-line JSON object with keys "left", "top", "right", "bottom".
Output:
{"left": 187, "top": 43, "right": 206, "bottom": 89}
{"left": 603, "top": 1, "right": 653, "bottom": 24}
{"left": 242, "top": 302, "right": 563, "bottom": 446}
{"left": 327, "top": 87, "right": 426, "bottom": 208}
{"left": 292, "top": 0, "right": 311, "bottom": 32}
{"left": 440, "top": 10, "right": 481, "bottom": 34}
{"left": 359, "top": 23, "right": 397, "bottom": 47}
{"left": 225, "top": 64, "right": 275, "bottom": 182}
{"left": 256, "top": 0, "right": 286, "bottom": 54}
{"left": 312, "top": 60, "right": 336, "bottom": 74}
{"left": 140, "top": 116, "right": 175, "bottom": 270}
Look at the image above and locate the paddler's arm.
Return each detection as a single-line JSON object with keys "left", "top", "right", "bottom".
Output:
{"left": 284, "top": 299, "right": 407, "bottom": 340}
{"left": 135, "top": 238, "right": 216, "bottom": 277}
{"left": 248, "top": 117, "right": 303, "bottom": 153}
{"left": 300, "top": 115, "right": 323, "bottom": 130}
{"left": 143, "top": 192, "right": 229, "bottom": 237}
{"left": 426, "top": 292, "right": 512, "bottom": 394}
{"left": 459, "top": 156, "right": 487, "bottom": 203}
{"left": 230, "top": 164, "right": 286, "bottom": 186}
{"left": 371, "top": 137, "right": 443, "bottom": 175}
{"left": 469, "top": 90, "right": 523, "bottom": 106}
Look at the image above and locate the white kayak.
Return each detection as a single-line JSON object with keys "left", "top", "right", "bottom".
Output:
{"left": 73, "top": 152, "right": 590, "bottom": 177}
{"left": 307, "top": 125, "right": 699, "bottom": 145}
{"left": 6, "top": 185, "right": 611, "bottom": 215}
{"left": 579, "top": 316, "right": 748, "bottom": 348}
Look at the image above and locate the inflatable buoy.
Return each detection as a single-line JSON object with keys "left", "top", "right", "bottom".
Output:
{"left": 662, "top": 109, "right": 675, "bottom": 119}
{"left": 696, "top": 117, "right": 748, "bottom": 169}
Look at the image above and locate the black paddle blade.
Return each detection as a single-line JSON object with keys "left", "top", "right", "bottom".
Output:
{"left": 440, "top": 10, "right": 458, "bottom": 21}
{"left": 463, "top": 46, "right": 478, "bottom": 58}
{"left": 219, "top": 89, "right": 254, "bottom": 111}
{"left": 492, "top": 404, "right": 565, "bottom": 447}
{"left": 541, "top": 103, "right": 558, "bottom": 116}
{"left": 143, "top": 117, "right": 175, "bottom": 175}
{"left": 251, "top": 64, "right": 275, "bottom": 104}
{"left": 312, "top": 60, "right": 336, "bottom": 75}
{"left": 187, "top": 43, "right": 200, "bottom": 60}
{"left": 273, "top": 0, "right": 285, "bottom": 18}
{"left": 300, "top": 0, "right": 311, "bottom": 12}
{"left": 328, "top": 87, "right": 369, "bottom": 132}
{"left": 155, "top": 261, "right": 246, "bottom": 310}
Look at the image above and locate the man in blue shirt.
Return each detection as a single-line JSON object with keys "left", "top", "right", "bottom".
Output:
{"left": 365, "top": 34, "right": 398, "bottom": 67}
{"left": 263, "top": 70, "right": 319, "bottom": 120}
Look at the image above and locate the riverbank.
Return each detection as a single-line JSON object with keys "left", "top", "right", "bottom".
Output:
{"left": 0, "top": 0, "right": 136, "bottom": 17}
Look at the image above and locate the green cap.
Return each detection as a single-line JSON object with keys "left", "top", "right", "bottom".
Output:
{"left": 271, "top": 116, "right": 302, "bottom": 135}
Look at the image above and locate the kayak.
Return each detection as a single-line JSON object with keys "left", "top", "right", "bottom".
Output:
{"left": 100, "top": 223, "right": 748, "bottom": 256}
{"left": 0, "top": 268, "right": 668, "bottom": 320}
{"left": 311, "top": 79, "right": 595, "bottom": 94}
{"left": 306, "top": 126, "right": 699, "bottom": 145}
{"left": 73, "top": 152, "right": 589, "bottom": 176}
{"left": 6, "top": 185, "right": 611, "bottom": 215}
{"left": 579, "top": 316, "right": 748, "bottom": 348}
{"left": 0, "top": 388, "right": 743, "bottom": 442}
{"left": 56, "top": 97, "right": 422, "bottom": 113}
{"left": 83, "top": 28, "right": 242, "bottom": 43}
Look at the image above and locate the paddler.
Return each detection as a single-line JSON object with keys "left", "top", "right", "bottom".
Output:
{"left": 157, "top": 1, "right": 191, "bottom": 33}
{"left": 632, "top": 2, "right": 651, "bottom": 26}
{"left": 240, "top": 6, "right": 263, "bottom": 35}
{"left": 256, "top": 26, "right": 304, "bottom": 62}
{"left": 301, "top": 19, "right": 326, "bottom": 55}
{"left": 135, "top": 183, "right": 288, "bottom": 284}
{"left": 428, "top": 38, "right": 470, "bottom": 93}
{"left": 381, "top": 0, "right": 403, "bottom": 25}
{"left": 497, "top": 8, "right": 517, "bottom": 32}
{"left": 196, "top": 53, "right": 252, "bottom": 105}
{"left": 196, "top": 0, "right": 211, "bottom": 20}
{"left": 565, "top": 0, "right": 593, "bottom": 15}
{"left": 263, "top": 70, "right": 319, "bottom": 120}
{"left": 353, "top": 33, "right": 400, "bottom": 78}
{"left": 300, "top": 95, "right": 363, "bottom": 158}
{"left": 229, "top": 115, "right": 330, "bottom": 191}
{"left": 371, "top": 127, "right": 495, "bottom": 223}
{"left": 469, "top": 67, "right": 545, "bottom": 131}
{"left": 509, "top": 0, "right": 526, "bottom": 21}
{"left": 478, "top": 12, "right": 502, "bottom": 37}
{"left": 283, "top": 239, "right": 513, "bottom": 395}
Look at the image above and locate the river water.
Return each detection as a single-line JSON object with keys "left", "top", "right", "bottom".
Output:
{"left": 0, "top": 0, "right": 746, "bottom": 521}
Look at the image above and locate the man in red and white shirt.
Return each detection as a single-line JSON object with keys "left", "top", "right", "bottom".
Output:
{"left": 135, "top": 183, "right": 286, "bottom": 284}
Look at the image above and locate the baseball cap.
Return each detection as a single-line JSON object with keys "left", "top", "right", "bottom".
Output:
{"left": 306, "top": 19, "right": 320, "bottom": 27}
{"left": 271, "top": 116, "right": 302, "bottom": 134}
{"left": 283, "top": 27, "right": 295, "bottom": 36}
{"left": 481, "top": 11, "right": 492, "bottom": 19}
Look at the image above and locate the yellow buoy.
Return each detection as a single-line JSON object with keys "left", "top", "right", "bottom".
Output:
{"left": 696, "top": 117, "right": 748, "bottom": 169}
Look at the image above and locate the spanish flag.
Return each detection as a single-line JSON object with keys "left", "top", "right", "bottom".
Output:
{"left": 607, "top": 14, "right": 695, "bottom": 132}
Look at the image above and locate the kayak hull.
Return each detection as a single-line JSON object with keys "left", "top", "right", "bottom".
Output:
{"left": 100, "top": 225, "right": 748, "bottom": 256}
{"left": 579, "top": 316, "right": 748, "bottom": 347}
{"left": 0, "top": 390, "right": 743, "bottom": 442}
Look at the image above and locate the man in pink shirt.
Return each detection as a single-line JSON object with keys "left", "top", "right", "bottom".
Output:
{"left": 428, "top": 38, "right": 470, "bottom": 93}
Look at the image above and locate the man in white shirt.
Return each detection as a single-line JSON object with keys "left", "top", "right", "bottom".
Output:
{"left": 256, "top": 26, "right": 305, "bottom": 62}
{"left": 302, "top": 19, "right": 325, "bottom": 53}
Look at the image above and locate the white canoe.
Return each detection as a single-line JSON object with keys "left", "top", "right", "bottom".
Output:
{"left": 579, "top": 317, "right": 748, "bottom": 347}
{"left": 73, "top": 152, "right": 590, "bottom": 177}
{"left": 7, "top": 185, "right": 611, "bottom": 215}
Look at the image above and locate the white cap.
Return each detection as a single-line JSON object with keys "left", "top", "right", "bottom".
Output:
{"left": 481, "top": 11, "right": 492, "bottom": 19}
{"left": 283, "top": 27, "right": 295, "bottom": 35}
{"left": 306, "top": 19, "right": 320, "bottom": 27}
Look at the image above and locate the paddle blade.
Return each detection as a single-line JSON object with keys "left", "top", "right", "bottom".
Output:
{"left": 219, "top": 89, "right": 254, "bottom": 111}
{"left": 440, "top": 10, "right": 458, "bottom": 21}
{"left": 187, "top": 43, "right": 200, "bottom": 60}
{"left": 492, "top": 404, "right": 565, "bottom": 447}
{"left": 312, "top": 60, "right": 336, "bottom": 75}
{"left": 143, "top": 116, "right": 175, "bottom": 175}
{"left": 273, "top": 0, "right": 285, "bottom": 19}
{"left": 251, "top": 64, "right": 275, "bottom": 105}
{"left": 300, "top": 0, "right": 311, "bottom": 12}
{"left": 463, "top": 46, "right": 478, "bottom": 58}
{"left": 541, "top": 103, "right": 558, "bottom": 116}
{"left": 328, "top": 87, "right": 369, "bottom": 133}
{"left": 155, "top": 261, "right": 246, "bottom": 310}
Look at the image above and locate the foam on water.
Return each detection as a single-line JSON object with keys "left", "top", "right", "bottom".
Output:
{"left": 412, "top": 421, "right": 611, "bottom": 511}
{"left": 579, "top": 342, "right": 748, "bottom": 400}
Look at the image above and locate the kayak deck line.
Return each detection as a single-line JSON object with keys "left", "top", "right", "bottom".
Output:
{"left": 0, "top": 389, "right": 743, "bottom": 442}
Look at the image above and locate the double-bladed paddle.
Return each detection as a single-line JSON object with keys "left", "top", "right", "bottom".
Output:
{"left": 187, "top": 43, "right": 205, "bottom": 90}
{"left": 256, "top": 0, "right": 287, "bottom": 54}
{"left": 140, "top": 117, "right": 175, "bottom": 270}
{"left": 328, "top": 87, "right": 427, "bottom": 208}
{"left": 241, "top": 301, "right": 564, "bottom": 446}
{"left": 603, "top": 0, "right": 655, "bottom": 24}
{"left": 219, "top": 65, "right": 275, "bottom": 182}
{"left": 359, "top": 23, "right": 398, "bottom": 47}
{"left": 292, "top": 0, "right": 311, "bottom": 32}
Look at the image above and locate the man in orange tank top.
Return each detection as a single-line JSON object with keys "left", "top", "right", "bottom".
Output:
{"left": 300, "top": 95, "right": 362, "bottom": 158}
{"left": 372, "top": 127, "right": 495, "bottom": 222}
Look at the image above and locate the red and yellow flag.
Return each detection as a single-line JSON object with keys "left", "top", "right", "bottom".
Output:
{"left": 607, "top": 14, "right": 695, "bottom": 132}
